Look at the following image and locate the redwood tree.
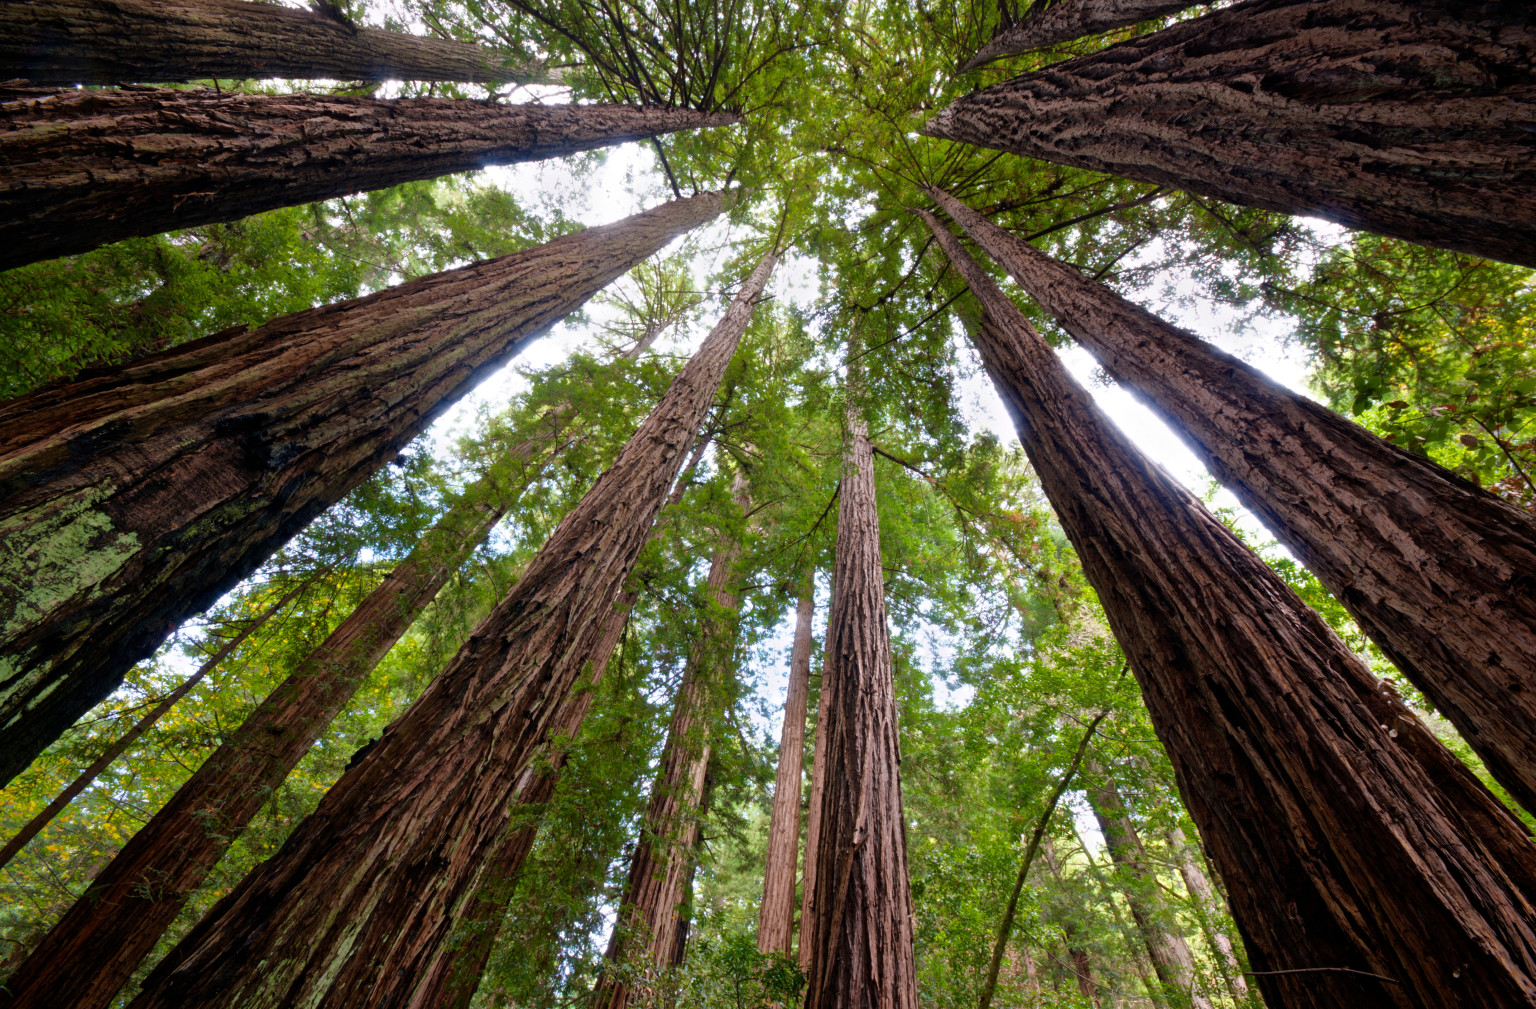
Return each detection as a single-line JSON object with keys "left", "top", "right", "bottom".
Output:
{"left": 123, "top": 250, "right": 778, "bottom": 1009}
{"left": 929, "top": 184, "right": 1536, "bottom": 815}
{"left": 757, "top": 585, "right": 814, "bottom": 956}
{"left": 0, "top": 190, "right": 729, "bottom": 792}
{"left": 919, "top": 208, "right": 1536, "bottom": 1009}
{"left": 961, "top": 0, "right": 1203, "bottom": 72}
{"left": 0, "top": 87, "right": 735, "bottom": 271}
{"left": 927, "top": 0, "right": 1536, "bottom": 268}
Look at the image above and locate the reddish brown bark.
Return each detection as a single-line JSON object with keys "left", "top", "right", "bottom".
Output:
{"left": 124, "top": 250, "right": 775, "bottom": 1009}
{"left": 930, "top": 184, "right": 1536, "bottom": 815}
{"left": 0, "top": 190, "right": 728, "bottom": 792}
{"left": 920, "top": 208, "right": 1536, "bottom": 1009}
{"left": 962, "top": 0, "right": 1202, "bottom": 71}
{"left": 0, "top": 0, "right": 552, "bottom": 86}
{"left": 797, "top": 619, "right": 834, "bottom": 969}
{"left": 757, "top": 585, "right": 814, "bottom": 956}
{"left": 927, "top": 0, "right": 1536, "bottom": 268}
{"left": 801, "top": 408, "right": 919, "bottom": 1009}
{"left": 0, "top": 86, "right": 736, "bottom": 272}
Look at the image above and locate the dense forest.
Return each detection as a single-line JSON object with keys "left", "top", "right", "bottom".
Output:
{"left": 0, "top": 1, "right": 1533, "bottom": 1008}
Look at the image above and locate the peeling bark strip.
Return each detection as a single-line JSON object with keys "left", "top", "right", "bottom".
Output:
{"left": 928, "top": 0, "right": 1536, "bottom": 268}
{"left": 1, "top": 0, "right": 551, "bottom": 86}
{"left": 125, "top": 251, "right": 776, "bottom": 1009}
{"left": 919, "top": 209, "right": 1536, "bottom": 1009}
{"left": 0, "top": 191, "right": 728, "bottom": 793}
{"left": 802, "top": 410, "right": 919, "bottom": 1009}
{"left": 929, "top": 186, "right": 1536, "bottom": 816}
{"left": 961, "top": 0, "right": 1203, "bottom": 71}
{"left": 0, "top": 87, "right": 737, "bottom": 271}
{"left": 757, "top": 586, "right": 814, "bottom": 956}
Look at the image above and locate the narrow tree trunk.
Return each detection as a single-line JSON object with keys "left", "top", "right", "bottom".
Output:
{"left": 124, "top": 251, "right": 776, "bottom": 1009}
{"left": 929, "top": 184, "right": 1536, "bottom": 815}
{"left": 1165, "top": 825, "right": 1249, "bottom": 1003}
{"left": 757, "top": 585, "right": 814, "bottom": 956}
{"left": 0, "top": 189, "right": 728, "bottom": 792}
{"left": 797, "top": 620, "right": 834, "bottom": 969}
{"left": 1038, "top": 839, "right": 1103, "bottom": 1009}
{"left": 0, "top": 87, "right": 736, "bottom": 271}
{"left": 919, "top": 209, "right": 1536, "bottom": 1009}
{"left": 927, "top": 0, "right": 1536, "bottom": 268}
{"left": 802, "top": 405, "right": 920, "bottom": 1009}
{"left": 961, "top": 0, "right": 1202, "bottom": 71}
{"left": 0, "top": 0, "right": 553, "bottom": 86}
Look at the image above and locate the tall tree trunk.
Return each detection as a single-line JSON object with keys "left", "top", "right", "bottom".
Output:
{"left": 1038, "top": 839, "right": 1103, "bottom": 1009}
{"left": 801, "top": 405, "right": 920, "bottom": 1009}
{"left": 123, "top": 250, "right": 776, "bottom": 1009}
{"left": 797, "top": 618, "right": 834, "bottom": 969}
{"left": 926, "top": 0, "right": 1536, "bottom": 268}
{"left": 961, "top": 0, "right": 1203, "bottom": 71}
{"left": 919, "top": 210, "right": 1536, "bottom": 1009}
{"left": 757, "top": 584, "right": 814, "bottom": 956}
{"left": 929, "top": 184, "right": 1536, "bottom": 815}
{"left": 0, "top": 0, "right": 553, "bottom": 86}
{"left": 0, "top": 87, "right": 736, "bottom": 271}
{"left": 0, "top": 190, "right": 728, "bottom": 792}
{"left": 1165, "top": 825, "right": 1249, "bottom": 1003}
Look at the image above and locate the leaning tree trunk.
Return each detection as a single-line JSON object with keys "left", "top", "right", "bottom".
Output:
{"left": 801, "top": 405, "right": 920, "bottom": 1009}
{"left": 1165, "top": 825, "right": 1249, "bottom": 1002}
{"left": 124, "top": 250, "right": 776, "bottom": 1009}
{"left": 757, "top": 585, "right": 814, "bottom": 956}
{"left": 0, "top": 190, "right": 728, "bottom": 792}
{"left": 961, "top": 0, "right": 1203, "bottom": 71}
{"left": 919, "top": 209, "right": 1536, "bottom": 1009}
{"left": 927, "top": 0, "right": 1536, "bottom": 268}
{"left": 0, "top": 0, "right": 553, "bottom": 86}
{"left": 929, "top": 185, "right": 1536, "bottom": 816}
{"left": 0, "top": 87, "right": 735, "bottom": 271}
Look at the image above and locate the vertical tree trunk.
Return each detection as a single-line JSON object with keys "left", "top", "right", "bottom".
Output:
{"left": 801, "top": 405, "right": 920, "bottom": 1009}
{"left": 1165, "top": 825, "right": 1249, "bottom": 1003}
{"left": 961, "top": 0, "right": 1203, "bottom": 71}
{"left": 0, "top": 88, "right": 736, "bottom": 271}
{"left": 797, "top": 621, "right": 834, "bottom": 969}
{"left": 0, "top": 190, "right": 729, "bottom": 792}
{"left": 927, "top": 0, "right": 1536, "bottom": 268}
{"left": 122, "top": 250, "right": 775, "bottom": 1009}
{"left": 757, "top": 585, "right": 815, "bottom": 956}
{"left": 0, "top": 0, "right": 554, "bottom": 86}
{"left": 929, "top": 184, "right": 1536, "bottom": 815}
{"left": 1038, "top": 839, "right": 1104, "bottom": 1009}
{"left": 919, "top": 209, "right": 1536, "bottom": 1009}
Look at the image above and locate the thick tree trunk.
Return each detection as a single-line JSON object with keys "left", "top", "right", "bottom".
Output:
{"left": 0, "top": 190, "right": 728, "bottom": 792}
{"left": 961, "top": 0, "right": 1203, "bottom": 71}
{"left": 0, "top": 87, "right": 736, "bottom": 271}
{"left": 801, "top": 408, "right": 920, "bottom": 1009}
{"left": 929, "top": 185, "right": 1536, "bottom": 815}
{"left": 1165, "top": 825, "right": 1249, "bottom": 1002}
{"left": 0, "top": 0, "right": 552, "bottom": 86}
{"left": 919, "top": 209, "right": 1536, "bottom": 1009}
{"left": 797, "top": 621, "right": 834, "bottom": 969}
{"left": 757, "top": 585, "right": 814, "bottom": 956}
{"left": 927, "top": 0, "right": 1536, "bottom": 268}
{"left": 123, "top": 250, "right": 775, "bottom": 1009}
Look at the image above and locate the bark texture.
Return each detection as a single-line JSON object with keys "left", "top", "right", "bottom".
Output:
{"left": 919, "top": 208, "right": 1536, "bottom": 1009}
{"left": 930, "top": 184, "right": 1536, "bottom": 815}
{"left": 928, "top": 0, "right": 1536, "bottom": 267}
{"left": 801, "top": 411, "right": 919, "bottom": 1009}
{"left": 0, "top": 86, "right": 736, "bottom": 272}
{"left": 124, "top": 250, "right": 775, "bottom": 1009}
{"left": 1165, "top": 825, "right": 1249, "bottom": 1001}
{"left": 962, "top": 0, "right": 1203, "bottom": 71}
{"left": 1, "top": 0, "right": 550, "bottom": 86}
{"left": 797, "top": 620, "right": 835, "bottom": 969}
{"left": 757, "top": 586, "right": 814, "bottom": 956}
{"left": 0, "top": 190, "right": 727, "bottom": 792}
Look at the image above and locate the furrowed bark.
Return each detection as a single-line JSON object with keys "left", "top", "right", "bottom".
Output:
{"left": 0, "top": 189, "right": 728, "bottom": 792}
{"left": 930, "top": 184, "right": 1536, "bottom": 815}
{"left": 0, "top": 87, "right": 737, "bottom": 271}
{"left": 801, "top": 408, "right": 919, "bottom": 1009}
{"left": 919, "top": 208, "right": 1536, "bottom": 1009}
{"left": 797, "top": 619, "right": 834, "bottom": 969}
{"left": 1165, "top": 825, "right": 1249, "bottom": 1001}
{"left": 757, "top": 585, "right": 814, "bottom": 956}
{"left": 124, "top": 250, "right": 776, "bottom": 1009}
{"left": 927, "top": 0, "right": 1536, "bottom": 267}
{"left": 961, "top": 0, "right": 1203, "bottom": 72}
{"left": 0, "top": 0, "right": 553, "bottom": 86}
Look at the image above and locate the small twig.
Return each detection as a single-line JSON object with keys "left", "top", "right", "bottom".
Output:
{"left": 1245, "top": 968, "right": 1400, "bottom": 985}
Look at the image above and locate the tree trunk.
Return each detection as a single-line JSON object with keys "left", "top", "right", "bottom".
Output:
{"left": 0, "top": 0, "right": 554, "bottom": 86}
{"left": 0, "top": 86, "right": 736, "bottom": 271}
{"left": 929, "top": 184, "right": 1536, "bottom": 815}
{"left": 797, "top": 618, "right": 834, "bottom": 969}
{"left": 757, "top": 585, "right": 814, "bottom": 956}
{"left": 801, "top": 406, "right": 920, "bottom": 1009}
{"left": 0, "top": 189, "right": 728, "bottom": 792}
{"left": 1165, "top": 825, "right": 1249, "bottom": 1003}
{"left": 919, "top": 209, "right": 1536, "bottom": 1009}
{"left": 962, "top": 0, "right": 1202, "bottom": 71}
{"left": 123, "top": 250, "right": 775, "bottom": 1009}
{"left": 926, "top": 0, "right": 1536, "bottom": 268}
{"left": 1039, "top": 839, "right": 1103, "bottom": 1009}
